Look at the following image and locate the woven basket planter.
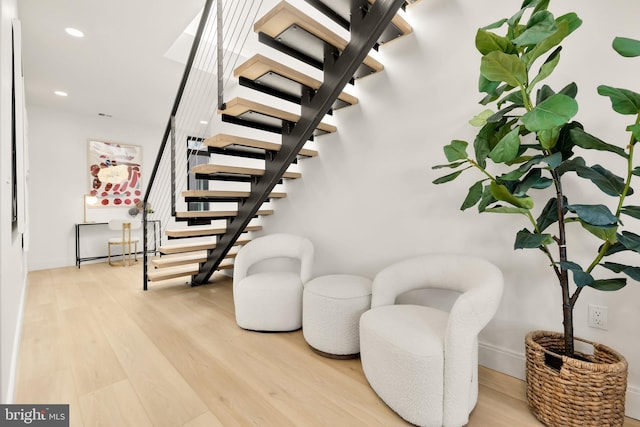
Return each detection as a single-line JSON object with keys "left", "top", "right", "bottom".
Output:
{"left": 525, "top": 330, "right": 628, "bottom": 427}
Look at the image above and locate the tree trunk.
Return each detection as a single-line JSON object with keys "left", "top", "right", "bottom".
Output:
{"left": 552, "top": 170, "right": 574, "bottom": 356}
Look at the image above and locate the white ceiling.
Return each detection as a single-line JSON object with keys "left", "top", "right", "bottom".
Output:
{"left": 18, "top": 0, "right": 205, "bottom": 127}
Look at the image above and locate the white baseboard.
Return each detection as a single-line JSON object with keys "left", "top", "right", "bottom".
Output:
{"left": 479, "top": 341, "right": 639, "bottom": 421}
{"left": 627, "top": 385, "right": 640, "bottom": 420}
{"left": 479, "top": 340, "right": 526, "bottom": 380}
{"left": 6, "top": 276, "right": 28, "bottom": 404}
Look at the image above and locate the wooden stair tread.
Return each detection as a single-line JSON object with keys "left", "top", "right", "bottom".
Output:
{"left": 165, "top": 225, "right": 262, "bottom": 239}
{"left": 152, "top": 252, "right": 206, "bottom": 268}
{"left": 158, "top": 239, "right": 250, "bottom": 255}
{"left": 254, "top": 1, "right": 383, "bottom": 74}
{"left": 317, "top": 0, "right": 412, "bottom": 43}
{"left": 181, "top": 190, "right": 286, "bottom": 200}
{"left": 204, "top": 133, "right": 318, "bottom": 158}
{"left": 219, "top": 97, "right": 337, "bottom": 134}
{"left": 371, "top": 0, "right": 412, "bottom": 40}
{"left": 147, "top": 261, "right": 233, "bottom": 282}
{"left": 175, "top": 209, "right": 274, "bottom": 219}
{"left": 192, "top": 164, "right": 301, "bottom": 179}
{"left": 234, "top": 54, "right": 358, "bottom": 106}
{"left": 151, "top": 251, "right": 237, "bottom": 268}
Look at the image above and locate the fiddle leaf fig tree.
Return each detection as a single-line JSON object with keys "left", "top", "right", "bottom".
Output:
{"left": 433, "top": 0, "right": 640, "bottom": 357}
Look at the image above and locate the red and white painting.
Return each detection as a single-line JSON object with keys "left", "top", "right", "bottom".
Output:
{"left": 88, "top": 140, "right": 142, "bottom": 207}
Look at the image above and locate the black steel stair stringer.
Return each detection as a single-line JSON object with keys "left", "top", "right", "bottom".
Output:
{"left": 191, "top": 0, "right": 406, "bottom": 286}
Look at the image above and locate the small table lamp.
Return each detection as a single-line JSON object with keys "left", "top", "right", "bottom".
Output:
{"left": 83, "top": 194, "right": 98, "bottom": 223}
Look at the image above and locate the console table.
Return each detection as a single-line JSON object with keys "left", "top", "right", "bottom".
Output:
{"left": 75, "top": 220, "right": 161, "bottom": 268}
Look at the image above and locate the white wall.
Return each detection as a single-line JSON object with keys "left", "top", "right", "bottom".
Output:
{"left": 257, "top": 0, "right": 640, "bottom": 417}
{"left": 0, "top": 0, "right": 27, "bottom": 403}
{"left": 27, "top": 106, "right": 164, "bottom": 270}
{"left": 16, "top": 0, "right": 640, "bottom": 417}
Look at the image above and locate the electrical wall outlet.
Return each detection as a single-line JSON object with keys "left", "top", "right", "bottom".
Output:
{"left": 588, "top": 304, "right": 608, "bottom": 330}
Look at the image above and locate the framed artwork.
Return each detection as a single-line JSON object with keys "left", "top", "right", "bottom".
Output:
{"left": 88, "top": 140, "right": 142, "bottom": 207}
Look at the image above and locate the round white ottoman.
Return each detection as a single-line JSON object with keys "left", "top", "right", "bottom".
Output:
{"left": 302, "top": 274, "right": 373, "bottom": 358}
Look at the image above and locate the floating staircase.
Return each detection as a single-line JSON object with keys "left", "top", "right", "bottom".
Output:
{"left": 147, "top": 0, "right": 412, "bottom": 286}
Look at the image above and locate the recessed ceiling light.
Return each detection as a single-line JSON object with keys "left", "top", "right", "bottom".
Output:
{"left": 54, "top": 90, "right": 68, "bottom": 97}
{"left": 65, "top": 27, "right": 84, "bottom": 38}
{"left": 199, "top": 120, "right": 208, "bottom": 125}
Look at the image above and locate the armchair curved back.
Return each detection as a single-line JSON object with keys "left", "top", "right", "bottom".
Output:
{"left": 371, "top": 253, "right": 502, "bottom": 311}
{"left": 233, "top": 233, "right": 315, "bottom": 284}
{"left": 369, "top": 253, "right": 503, "bottom": 426}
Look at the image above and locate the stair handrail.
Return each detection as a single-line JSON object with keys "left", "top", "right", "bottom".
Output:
{"left": 142, "top": 0, "right": 214, "bottom": 290}
{"left": 141, "top": 0, "right": 265, "bottom": 290}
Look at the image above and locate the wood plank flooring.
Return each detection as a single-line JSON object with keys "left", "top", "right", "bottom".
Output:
{"left": 15, "top": 262, "right": 640, "bottom": 426}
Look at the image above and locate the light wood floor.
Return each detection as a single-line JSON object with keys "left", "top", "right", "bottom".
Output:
{"left": 15, "top": 262, "right": 640, "bottom": 427}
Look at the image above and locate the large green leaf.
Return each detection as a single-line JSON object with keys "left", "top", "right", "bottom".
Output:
{"left": 603, "top": 241, "right": 627, "bottom": 256}
{"left": 527, "top": 46, "right": 562, "bottom": 92}
{"left": 514, "top": 228, "right": 554, "bottom": 249}
{"left": 621, "top": 206, "right": 640, "bottom": 219}
{"left": 512, "top": 11, "right": 557, "bottom": 47}
{"left": 536, "top": 85, "right": 556, "bottom": 104}
{"left": 499, "top": 169, "right": 526, "bottom": 182}
{"left": 536, "top": 196, "right": 567, "bottom": 232}
{"left": 478, "top": 186, "right": 497, "bottom": 212}
{"left": 433, "top": 170, "right": 464, "bottom": 184}
{"left": 474, "top": 119, "right": 513, "bottom": 167}
{"left": 601, "top": 262, "right": 640, "bottom": 281}
{"left": 568, "top": 127, "right": 628, "bottom": 158}
{"left": 522, "top": 19, "right": 569, "bottom": 67}
{"left": 574, "top": 164, "right": 632, "bottom": 196}
{"left": 612, "top": 37, "right": 640, "bottom": 58}
{"left": 555, "top": 12, "right": 582, "bottom": 36}
{"left": 543, "top": 152, "right": 563, "bottom": 169}
{"left": 482, "top": 18, "right": 508, "bottom": 31}
{"left": 479, "top": 82, "right": 507, "bottom": 105}
{"left": 538, "top": 126, "right": 561, "bottom": 150}
{"left": 485, "top": 206, "right": 530, "bottom": 215}
{"left": 556, "top": 156, "right": 586, "bottom": 176}
{"left": 476, "top": 29, "right": 516, "bottom": 55}
{"left": 521, "top": 0, "right": 550, "bottom": 12}
{"left": 558, "top": 82, "right": 578, "bottom": 98}
{"left": 567, "top": 204, "right": 618, "bottom": 226}
{"left": 474, "top": 136, "right": 491, "bottom": 169}
{"left": 517, "top": 153, "right": 561, "bottom": 175}
{"left": 521, "top": 94, "right": 578, "bottom": 131}
{"left": 507, "top": 7, "right": 526, "bottom": 29}
{"left": 597, "top": 85, "right": 640, "bottom": 115}
{"left": 469, "top": 109, "right": 495, "bottom": 127}
{"left": 497, "top": 91, "right": 525, "bottom": 109}
{"left": 444, "top": 140, "right": 469, "bottom": 162}
{"left": 490, "top": 182, "right": 534, "bottom": 209}
{"left": 432, "top": 161, "right": 467, "bottom": 170}
{"left": 588, "top": 278, "right": 627, "bottom": 291}
{"left": 559, "top": 261, "right": 594, "bottom": 287}
{"left": 514, "top": 169, "right": 552, "bottom": 195}
{"left": 629, "top": 123, "right": 640, "bottom": 143}
{"left": 489, "top": 127, "right": 521, "bottom": 162}
{"left": 578, "top": 221, "right": 618, "bottom": 243}
{"left": 618, "top": 231, "right": 640, "bottom": 252}
{"left": 479, "top": 75, "right": 501, "bottom": 94}
{"left": 461, "top": 181, "right": 484, "bottom": 211}
{"left": 481, "top": 51, "right": 528, "bottom": 87}
{"left": 488, "top": 105, "right": 521, "bottom": 123}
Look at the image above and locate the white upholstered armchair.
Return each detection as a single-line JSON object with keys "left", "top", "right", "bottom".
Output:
{"left": 359, "top": 253, "right": 504, "bottom": 427}
{"left": 233, "top": 233, "right": 314, "bottom": 332}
